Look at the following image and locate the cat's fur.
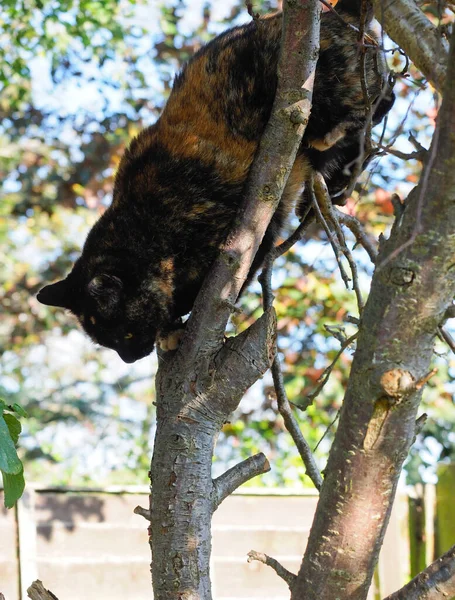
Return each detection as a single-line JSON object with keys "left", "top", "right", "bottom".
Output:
{"left": 38, "top": 1, "right": 394, "bottom": 363}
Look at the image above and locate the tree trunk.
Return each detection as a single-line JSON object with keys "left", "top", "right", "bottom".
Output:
{"left": 147, "top": 0, "right": 321, "bottom": 596}
{"left": 291, "top": 28, "right": 455, "bottom": 600}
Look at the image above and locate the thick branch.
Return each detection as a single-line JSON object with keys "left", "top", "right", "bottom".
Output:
{"left": 373, "top": 0, "right": 448, "bottom": 92}
{"left": 212, "top": 308, "right": 277, "bottom": 413}
{"left": 212, "top": 453, "right": 271, "bottom": 511}
{"left": 383, "top": 544, "right": 455, "bottom": 600}
{"left": 291, "top": 30, "right": 455, "bottom": 600}
{"left": 179, "top": 0, "right": 321, "bottom": 367}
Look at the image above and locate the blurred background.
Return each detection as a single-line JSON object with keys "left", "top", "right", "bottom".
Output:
{"left": 0, "top": 0, "right": 454, "bottom": 596}
{"left": 1, "top": 0, "right": 453, "bottom": 489}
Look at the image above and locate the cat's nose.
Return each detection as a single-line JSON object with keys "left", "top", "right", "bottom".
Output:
{"left": 116, "top": 347, "right": 138, "bottom": 363}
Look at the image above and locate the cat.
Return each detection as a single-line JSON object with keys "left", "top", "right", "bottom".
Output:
{"left": 38, "top": 0, "right": 394, "bottom": 363}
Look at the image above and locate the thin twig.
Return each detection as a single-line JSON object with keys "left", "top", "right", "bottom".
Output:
{"left": 377, "top": 143, "right": 426, "bottom": 162}
{"left": 310, "top": 182, "right": 352, "bottom": 291}
{"left": 313, "top": 173, "right": 365, "bottom": 312}
{"left": 212, "top": 453, "right": 271, "bottom": 511}
{"left": 415, "top": 368, "right": 438, "bottom": 390}
{"left": 298, "top": 333, "right": 358, "bottom": 411}
{"left": 248, "top": 550, "right": 296, "bottom": 586}
{"left": 272, "top": 355, "right": 323, "bottom": 489}
{"left": 334, "top": 208, "right": 378, "bottom": 263}
{"left": 412, "top": 413, "right": 428, "bottom": 444}
{"left": 408, "top": 132, "right": 427, "bottom": 154}
{"left": 260, "top": 260, "right": 323, "bottom": 490}
{"left": 313, "top": 410, "right": 340, "bottom": 453}
{"left": 438, "top": 326, "right": 455, "bottom": 354}
{"left": 271, "top": 205, "right": 314, "bottom": 261}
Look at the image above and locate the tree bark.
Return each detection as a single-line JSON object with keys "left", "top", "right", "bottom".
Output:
{"left": 27, "top": 581, "right": 59, "bottom": 600}
{"left": 148, "top": 1, "right": 321, "bottom": 598}
{"left": 291, "top": 29, "right": 455, "bottom": 600}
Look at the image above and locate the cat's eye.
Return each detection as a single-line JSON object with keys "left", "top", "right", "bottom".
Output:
{"left": 124, "top": 333, "right": 133, "bottom": 339}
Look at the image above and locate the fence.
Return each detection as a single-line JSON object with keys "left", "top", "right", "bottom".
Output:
{"left": 0, "top": 484, "right": 417, "bottom": 600}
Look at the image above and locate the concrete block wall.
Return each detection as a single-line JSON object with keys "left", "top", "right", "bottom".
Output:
{"left": 0, "top": 487, "right": 410, "bottom": 599}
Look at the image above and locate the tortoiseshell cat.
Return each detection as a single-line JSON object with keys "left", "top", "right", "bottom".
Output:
{"left": 38, "top": 0, "right": 394, "bottom": 363}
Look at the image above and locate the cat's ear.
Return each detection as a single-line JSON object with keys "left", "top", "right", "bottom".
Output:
{"left": 88, "top": 274, "right": 123, "bottom": 315}
{"left": 37, "top": 279, "right": 74, "bottom": 309}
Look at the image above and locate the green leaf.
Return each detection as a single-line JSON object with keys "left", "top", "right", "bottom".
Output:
{"left": 4, "top": 413, "right": 22, "bottom": 444}
{"left": 0, "top": 413, "right": 22, "bottom": 474}
{"left": 1, "top": 469, "right": 25, "bottom": 508}
{"left": 11, "top": 403, "right": 27, "bottom": 418}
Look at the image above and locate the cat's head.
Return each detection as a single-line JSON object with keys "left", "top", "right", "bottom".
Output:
{"left": 37, "top": 219, "right": 174, "bottom": 363}
{"left": 38, "top": 266, "right": 160, "bottom": 363}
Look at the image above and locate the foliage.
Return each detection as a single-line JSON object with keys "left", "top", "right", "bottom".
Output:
{"left": 0, "top": 398, "right": 26, "bottom": 507}
{"left": 0, "top": 0, "right": 453, "bottom": 490}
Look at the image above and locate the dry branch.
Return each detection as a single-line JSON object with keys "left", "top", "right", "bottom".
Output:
{"left": 313, "top": 173, "right": 365, "bottom": 312}
{"left": 334, "top": 208, "right": 378, "bottom": 263}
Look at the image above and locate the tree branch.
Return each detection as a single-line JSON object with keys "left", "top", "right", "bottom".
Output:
{"left": 372, "top": 0, "right": 449, "bottom": 92}
{"left": 133, "top": 505, "right": 152, "bottom": 521}
{"left": 438, "top": 325, "right": 455, "bottom": 354}
{"left": 272, "top": 355, "right": 324, "bottom": 490}
{"left": 247, "top": 550, "right": 297, "bottom": 587}
{"left": 179, "top": 0, "right": 321, "bottom": 368}
{"left": 383, "top": 544, "right": 455, "bottom": 600}
{"left": 313, "top": 173, "right": 365, "bottom": 312}
{"left": 27, "top": 581, "right": 59, "bottom": 600}
{"left": 260, "top": 260, "right": 323, "bottom": 490}
{"left": 212, "top": 453, "right": 271, "bottom": 511}
{"left": 334, "top": 208, "right": 378, "bottom": 263}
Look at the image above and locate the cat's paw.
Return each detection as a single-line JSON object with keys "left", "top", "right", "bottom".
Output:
{"left": 310, "top": 123, "right": 347, "bottom": 152}
{"left": 157, "top": 328, "right": 185, "bottom": 351}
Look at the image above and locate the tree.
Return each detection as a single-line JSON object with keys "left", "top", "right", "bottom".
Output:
{"left": 140, "top": 1, "right": 455, "bottom": 599}
{"left": 2, "top": 0, "right": 455, "bottom": 599}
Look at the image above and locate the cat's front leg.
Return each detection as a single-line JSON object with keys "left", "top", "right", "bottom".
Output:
{"left": 157, "top": 320, "right": 186, "bottom": 351}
